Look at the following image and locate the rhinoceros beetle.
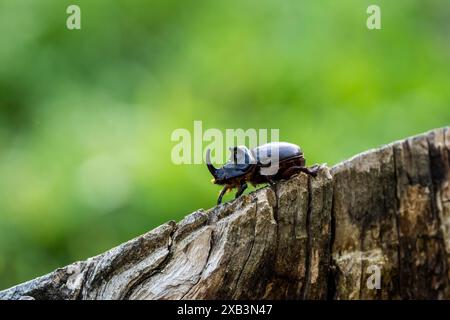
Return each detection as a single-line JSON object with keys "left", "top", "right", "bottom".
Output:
{"left": 206, "top": 142, "right": 319, "bottom": 204}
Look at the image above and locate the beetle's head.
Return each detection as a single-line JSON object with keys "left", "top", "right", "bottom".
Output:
{"left": 206, "top": 147, "right": 255, "bottom": 184}
{"left": 228, "top": 146, "right": 255, "bottom": 166}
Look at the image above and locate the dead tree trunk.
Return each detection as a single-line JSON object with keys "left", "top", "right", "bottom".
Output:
{"left": 1, "top": 127, "right": 449, "bottom": 300}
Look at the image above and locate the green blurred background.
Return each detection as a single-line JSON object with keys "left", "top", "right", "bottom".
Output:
{"left": 0, "top": 0, "right": 449, "bottom": 289}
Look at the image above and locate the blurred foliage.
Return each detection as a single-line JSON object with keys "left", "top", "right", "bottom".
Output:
{"left": 0, "top": 0, "right": 449, "bottom": 289}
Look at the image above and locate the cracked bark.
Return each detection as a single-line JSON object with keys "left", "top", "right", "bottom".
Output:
{"left": 1, "top": 127, "right": 449, "bottom": 300}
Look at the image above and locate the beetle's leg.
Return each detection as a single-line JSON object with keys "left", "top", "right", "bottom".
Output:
{"left": 235, "top": 183, "right": 248, "bottom": 199}
{"left": 309, "top": 164, "right": 321, "bottom": 173}
{"left": 304, "top": 165, "right": 320, "bottom": 177}
{"left": 281, "top": 167, "right": 296, "bottom": 179}
{"left": 217, "top": 186, "right": 229, "bottom": 205}
{"left": 283, "top": 165, "right": 319, "bottom": 178}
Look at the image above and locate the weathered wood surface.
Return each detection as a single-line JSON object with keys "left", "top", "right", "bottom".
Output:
{"left": 1, "top": 127, "right": 449, "bottom": 300}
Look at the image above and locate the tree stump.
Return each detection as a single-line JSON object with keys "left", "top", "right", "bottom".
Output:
{"left": 1, "top": 127, "right": 449, "bottom": 300}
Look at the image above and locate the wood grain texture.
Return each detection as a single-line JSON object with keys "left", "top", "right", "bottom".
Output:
{"left": 1, "top": 127, "right": 449, "bottom": 300}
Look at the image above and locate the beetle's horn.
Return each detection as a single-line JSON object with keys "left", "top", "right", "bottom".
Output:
{"left": 206, "top": 149, "right": 218, "bottom": 178}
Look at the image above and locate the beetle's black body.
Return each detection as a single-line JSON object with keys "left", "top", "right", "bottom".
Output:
{"left": 206, "top": 142, "right": 319, "bottom": 204}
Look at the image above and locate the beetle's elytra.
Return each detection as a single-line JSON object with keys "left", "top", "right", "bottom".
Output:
{"left": 206, "top": 142, "right": 319, "bottom": 204}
